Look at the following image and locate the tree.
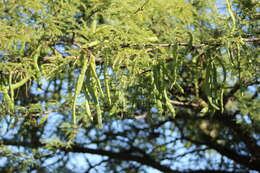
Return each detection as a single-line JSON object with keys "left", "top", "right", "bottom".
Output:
{"left": 0, "top": 0, "right": 259, "bottom": 172}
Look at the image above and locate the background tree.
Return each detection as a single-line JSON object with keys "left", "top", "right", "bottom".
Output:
{"left": 0, "top": 0, "right": 259, "bottom": 172}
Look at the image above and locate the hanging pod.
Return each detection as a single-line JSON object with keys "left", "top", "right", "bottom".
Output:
{"left": 163, "top": 89, "right": 176, "bottom": 117}
{"left": 205, "top": 61, "right": 220, "bottom": 110}
{"left": 32, "top": 44, "right": 42, "bottom": 84}
{"left": 215, "top": 56, "right": 227, "bottom": 84}
{"left": 227, "top": 42, "right": 235, "bottom": 66}
{"left": 150, "top": 73, "right": 160, "bottom": 113}
{"left": 86, "top": 53, "right": 103, "bottom": 128}
{"left": 3, "top": 88, "right": 14, "bottom": 112}
{"left": 226, "top": 0, "right": 236, "bottom": 31}
{"left": 8, "top": 72, "right": 14, "bottom": 113}
{"left": 170, "top": 45, "right": 179, "bottom": 87}
{"left": 91, "top": 20, "right": 97, "bottom": 34}
{"left": 169, "top": 46, "right": 185, "bottom": 94}
{"left": 83, "top": 82, "right": 93, "bottom": 122}
{"left": 151, "top": 64, "right": 163, "bottom": 113}
{"left": 72, "top": 54, "right": 89, "bottom": 124}
{"left": 152, "top": 63, "right": 161, "bottom": 92}
{"left": 103, "top": 56, "right": 112, "bottom": 106}
{"left": 155, "top": 96, "right": 164, "bottom": 114}
{"left": 215, "top": 55, "right": 227, "bottom": 113}
{"left": 89, "top": 52, "right": 104, "bottom": 98}
{"left": 235, "top": 42, "right": 242, "bottom": 95}
{"left": 91, "top": 86, "right": 102, "bottom": 128}
{"left": 193, "top": 50, "right": 207, "bottom": 97}
{"left": 187, "top": 31, "right": 194, "bottom": 52}
{"left": 219, "top": 89, "right": 224, "bottom": 113}
{"left": 87, "top": 76, "right": 103, "bottom": 128}
{"left": 1, "top": 72, "right": 32, "bottom": 113}
{"left": 153, "top": 58, "right": 176, "bottom": 116}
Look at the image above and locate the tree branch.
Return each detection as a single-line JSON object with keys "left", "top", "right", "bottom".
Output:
{"left": 214, "top": 112, "right": 260, "bottom": 162}
{"left": 1, "top": 139, "right": 178, "bottom": 173}
{"left": 181, "top": 131, "right": 260, "bottom": 172}
{"left": 223, "top": 80, "right": 260, "bottom": 106}
{"left": 173, "top": 112, "right": 260, "bottom": 171}
{"left": 243, "top": 38, "right": 260, "bottom": 42}
{"left": 1, "top": 138, "right": 238, "bottom": 173}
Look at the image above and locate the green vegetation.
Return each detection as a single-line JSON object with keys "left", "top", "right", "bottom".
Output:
{"left": 0, "top": 0, "right": 259, "bottom": 172}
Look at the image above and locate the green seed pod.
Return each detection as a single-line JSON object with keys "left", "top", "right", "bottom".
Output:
{"left": 72, "top": 54, "right": 89, "bottom": 124}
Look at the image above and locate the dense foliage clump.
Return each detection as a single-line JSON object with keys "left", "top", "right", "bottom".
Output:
{"left": 0, "top": 0, "right": 259, "bottom": 172}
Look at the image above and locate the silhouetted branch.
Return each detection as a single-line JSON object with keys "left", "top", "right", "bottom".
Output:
{"left": 1, "top": 138, "right": 237, "bottom": 173}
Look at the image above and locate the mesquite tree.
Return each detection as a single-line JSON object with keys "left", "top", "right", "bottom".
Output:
{"left": 0, "top": 0, "right": 259, "bottom": 172}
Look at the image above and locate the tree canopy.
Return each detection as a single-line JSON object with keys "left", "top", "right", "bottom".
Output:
{"left": 0, "top": 0, "right": 259, "bottom": 172}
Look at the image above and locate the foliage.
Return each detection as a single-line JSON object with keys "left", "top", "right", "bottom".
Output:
{"left": 0, "top": 0, "right": 259, "bottom": 172}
